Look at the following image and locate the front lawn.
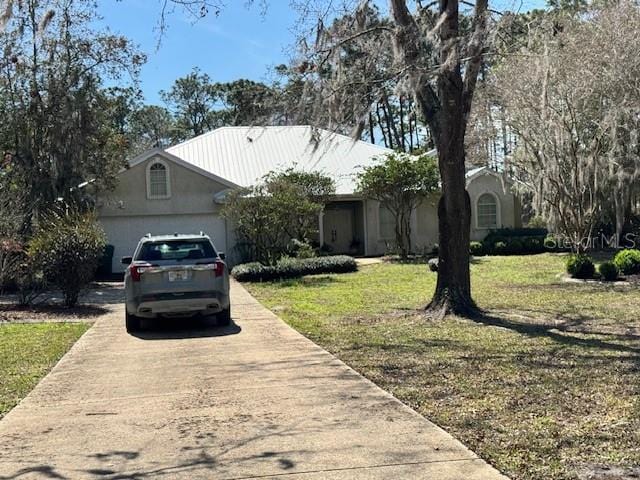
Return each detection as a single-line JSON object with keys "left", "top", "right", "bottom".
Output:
{"left": 246, "top": 254, "right": 640, "bottom": 480}
{"left": 0, "top": 323, "right": 90, "bottom": 418}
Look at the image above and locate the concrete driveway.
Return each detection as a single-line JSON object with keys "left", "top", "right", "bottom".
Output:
{"left": 0, "top": 281, "right": 507, "bottom": 479}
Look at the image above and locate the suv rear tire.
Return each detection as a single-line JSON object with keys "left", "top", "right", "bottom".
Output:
{"left": 218, "top": 306, "right": 231, "bottom": 326}
{"left": 126, "top": 311, "right": 141, "bottom": 333}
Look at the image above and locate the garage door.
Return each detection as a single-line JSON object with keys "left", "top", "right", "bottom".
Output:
{"left": 100, "top": 214, "right": 228, "bottom": 273}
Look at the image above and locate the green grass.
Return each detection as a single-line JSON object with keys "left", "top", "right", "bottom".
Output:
{"left": 0, "top": 323, "right": 90, "bottom": 418}
{"left": 247, "top": 254, "right": 640, "bottom": 480}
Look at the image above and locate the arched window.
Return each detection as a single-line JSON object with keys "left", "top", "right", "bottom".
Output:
{"left": 146, "top": 160, "right": 170, "bottom": 199}
{"left": 379, "top": 205, "right": 395, "bottom": 240}
{"left": 477, "top": 193, "right": 499, "bottom": 229}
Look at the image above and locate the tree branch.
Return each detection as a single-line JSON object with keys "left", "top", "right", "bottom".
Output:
{"left": 462, "top": 0, "right": 488, "bottom": 117}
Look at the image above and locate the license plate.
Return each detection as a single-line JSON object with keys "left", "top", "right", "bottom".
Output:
{"left": 168, "top": 270, "right": 189, "bottom": 282}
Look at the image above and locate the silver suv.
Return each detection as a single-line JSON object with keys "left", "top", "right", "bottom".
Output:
{"left": 122, "top": 233, "right": 230, "bottom": 332}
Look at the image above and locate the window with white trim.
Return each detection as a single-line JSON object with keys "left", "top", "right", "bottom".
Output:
{"left": 379, "top": 205, "right": 395, "bottom": 239}
{"left": 477, "top": 193, "right": 498, "bottom": 229}
{"left": 147, "top": 161, "right": 170, "bottom": 199}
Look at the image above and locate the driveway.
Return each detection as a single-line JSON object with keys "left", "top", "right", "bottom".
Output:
{"left": 0, "top": 281, "right": 507, "bottom": 479}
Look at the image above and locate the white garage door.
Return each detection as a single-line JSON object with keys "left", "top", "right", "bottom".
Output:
{"left": 100, "top": 214, "right": 228, "bottom": 273}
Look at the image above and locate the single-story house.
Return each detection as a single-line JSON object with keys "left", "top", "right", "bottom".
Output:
{"left": 97, "top": 126, "right": 521, "bottom": 272}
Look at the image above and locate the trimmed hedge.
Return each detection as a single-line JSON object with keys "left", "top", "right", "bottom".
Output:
{"left": 598, "top": 261, "right": 619, "bottom": 282}
{"left": 566, "top": 254, "right": 595, "bottom": 279}
{"left": 613, "top": 249, "right": 640, "bottom": 275}
{"left": 231, "top": 255, "right": 357, "bottom": 282}
{"left": 482, "top": 228, "right": 548, "bottom": 255}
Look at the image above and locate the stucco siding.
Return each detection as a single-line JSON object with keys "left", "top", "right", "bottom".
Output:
{"left": 363, "top": 175, "right": 520, "bottom": 255}
{"left": 467, "top": 173, "right": 519, "bottom": 241}
{"left": 98, "top": 154, "right": 230, "bottom": 218}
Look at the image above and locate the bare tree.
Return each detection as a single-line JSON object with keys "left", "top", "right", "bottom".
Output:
{"left": 491, "top": 1, "right": 640, "bottom": 250}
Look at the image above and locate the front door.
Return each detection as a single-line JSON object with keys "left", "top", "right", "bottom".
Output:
{"left": 323, "top": 208, "right": 354, "bottom": 254}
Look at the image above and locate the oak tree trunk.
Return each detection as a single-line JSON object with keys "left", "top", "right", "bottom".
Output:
{"left": 427, "top": 129, "right": 477, "bottom": 317}
{"left": 424, "top": 0, "right": 481, "bottom": 318}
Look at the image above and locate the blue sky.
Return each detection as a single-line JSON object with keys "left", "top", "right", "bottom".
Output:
{"left": 98, "top": 0, "right": 546, "bottom": 105}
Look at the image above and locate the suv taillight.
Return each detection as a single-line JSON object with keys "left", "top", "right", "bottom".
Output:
{"left": 129, "top": 263, "right": 152, "bottom": 282}
{"left": 197, "top": 260, "right": 225, "bottom": 277}
{"left": 214, "top": 260, "right": 225, "bottom": 277}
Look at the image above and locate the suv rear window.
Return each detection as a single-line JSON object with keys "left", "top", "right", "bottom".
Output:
{"left": 136, "top": 239, "right": 216, "bottom": 262}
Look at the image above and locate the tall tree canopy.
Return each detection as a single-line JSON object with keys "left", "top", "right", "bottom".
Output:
{"left": 0, "top": 0, "right": 144, "bottom": 232}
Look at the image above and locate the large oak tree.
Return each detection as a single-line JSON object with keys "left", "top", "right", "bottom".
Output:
{"left": 166, "top": 0, "right": 491, "bottom": 318}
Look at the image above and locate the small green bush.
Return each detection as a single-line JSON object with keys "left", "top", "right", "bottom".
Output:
{"left": 231, "top": 255, "right": 357, "bottom": 282}
{"left": 598, "top": 261, "right": 619, "bottom": 282}
{"left": 29, "top": 211, "right": 106, "bottom": 306}
{"left": 613, "top": 249, "right": 640, "bottom": 275}
{"left": 289, "top": 239, "right": 316, "bottom": 259}
{"left": 566, "top": 254, "right": 595, "bottom": 279}
{"left": 469, "top": 241, "right": 485, "bottom": 256}
{"left": 493, "top": 241, "right": 508, "bottom": 255}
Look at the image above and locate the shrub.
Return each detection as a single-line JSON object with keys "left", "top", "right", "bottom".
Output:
{"left": 524, "top": 236, "right": 544, "bottom": 254}
{"left": 96, "top": 244, "right": 115, "bottom": 278}
{"left": 289, "top": 239, "right": 316, "bottom": 259}
{"left": 0, "top": 238, "right": 24, "bottom": 292}
{"left": 222, "top": 169, "right": 334, "bottom": 264}
{"left": 15, "top": 256, "right": 47, "bottom": 306}
{"left": 544, "top": 235, "right": 558, "bottom": 251}
{"left": 613, "top": 249, "right": 640, "bottom": 275}
{"left": 493, "top": 241, "right": 508, "bottom": 255}
{"left": 598, "top": 261, "right": 619, "bottom": 282}
{"left": 232, "top": 255, "right": 357, "bottom": 282}
{"left": 483, "top": 229, "right": 548, "bottom": 256}
{"left": 484, "top": 228, "right": 548, "bottom": 244}
{"left": 469, "top": 241, "right": 485, "bottom": 256}
{"left": 29, "top": 211, "right": 106, "bottom": 307}
{"left": 566, "top": 254, "right": 595, "bottom": 279}
{"left": 506, "top": 238, "right": 524, "bottom": 255}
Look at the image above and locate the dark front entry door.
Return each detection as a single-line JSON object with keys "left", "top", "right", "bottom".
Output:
{"left": 323, "top": 208, "right": 353, "bottom": 254}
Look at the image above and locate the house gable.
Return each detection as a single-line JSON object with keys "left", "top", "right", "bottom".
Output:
{"left": 466, "top": 169, "right": 521, "bottom": 238}
{"left": 98, "top": 151, "right": 233, "bottom": 218}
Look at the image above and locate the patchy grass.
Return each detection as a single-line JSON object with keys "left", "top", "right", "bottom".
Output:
{"left": 247, "top": 253, "right": 640, "bottom": 480}
{"left": 0, "top": 323, "right": 90, "bottom": 418}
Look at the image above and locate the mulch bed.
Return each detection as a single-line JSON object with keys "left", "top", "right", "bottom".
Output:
{"left": 0, "top": 304, "right": 108, "bottom": 324}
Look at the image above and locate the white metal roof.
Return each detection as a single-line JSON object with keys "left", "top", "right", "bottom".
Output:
{"left": 166, "top": 126, "right": 394, "bottom": 195}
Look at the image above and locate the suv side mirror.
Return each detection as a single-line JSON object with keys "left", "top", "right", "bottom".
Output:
{"left": 218, "top": 252, "right": 226, "bottom": 261}
{"left": 121, "top": 256, "right": 133, "bottom": 265}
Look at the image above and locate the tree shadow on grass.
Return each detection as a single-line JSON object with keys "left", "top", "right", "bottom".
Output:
{"left": 472, "top": 310, "right": 640, "bottom": 356}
